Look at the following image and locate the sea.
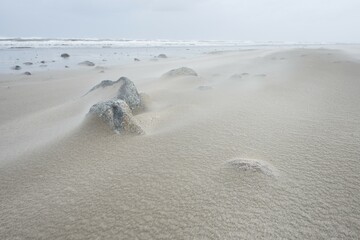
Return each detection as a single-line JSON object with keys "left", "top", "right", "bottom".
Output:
{"left": 0, "top": 38, "right": 328, "bottom": 74}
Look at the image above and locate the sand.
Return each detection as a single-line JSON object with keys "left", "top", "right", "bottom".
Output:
{"left": 0, "top": 47, "right": 360, "bottom": 239}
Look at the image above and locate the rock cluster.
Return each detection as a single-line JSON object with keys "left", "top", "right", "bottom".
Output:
{"left": 87, "top": 77, "right": 147, "bottom": 134}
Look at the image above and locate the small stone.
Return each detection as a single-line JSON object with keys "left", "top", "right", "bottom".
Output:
{"left": 61, "top": 53, "right": 70, "bottom": 58}
{"left": 162, "top": 67, "right": 198, "bottom": 78}
{"left": 230, "top": 74, "right": 243, "bottom": 80}
{"left": 226, "top": 158, "right": 278, "bottom": 177}
{"left": 158, "top": 54, "right": 167, "bottom": 58}
{"left": 79, "top": 61, "right": 95, "bottom": 67}
{"left": 12, "top": 65, "right": 21, "bottom": 70}
{"left": 255, "top": 74, "right": 267, "bottom": 77}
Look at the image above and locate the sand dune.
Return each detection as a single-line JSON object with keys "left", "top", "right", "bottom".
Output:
{"left": 0, "top": 47, "right": 360, "bottom": 239}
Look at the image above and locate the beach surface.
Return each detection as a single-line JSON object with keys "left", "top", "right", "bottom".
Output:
{"left": 0, "top": 46, "right": 360, "bottom": 239}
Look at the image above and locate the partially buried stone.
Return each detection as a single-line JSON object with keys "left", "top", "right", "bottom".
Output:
{"left": 158, "top": 54, "right": 167, "bottom": 58}
{"left": 162, "top": 67, "right": 198, "bottom": 78}
{"left": 79, "top": 61, "right": 95, "bottom": 66}
{"left": 12, "top": 65, "right": 21, "bottom": 70}
{"left": 88, "top": 99, "right": 144, "bottom": 134}
{"left": 88, "top": 79, "right": 121, "bottom": 93}
{"left": 229, "top": 74, "right": 242, "bottom": 80}
{"left": 116, "top": 77, "right": 143, "bottom": 113}
{"left": 226, "top": 158, "right": 278, "bottom": 177}
{"left": 86, "top": 76, "right": 146, "bottom": 113}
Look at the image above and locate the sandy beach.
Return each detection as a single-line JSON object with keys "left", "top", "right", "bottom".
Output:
{"left": 0, "top": 46, "right": 360, "bottom": 239}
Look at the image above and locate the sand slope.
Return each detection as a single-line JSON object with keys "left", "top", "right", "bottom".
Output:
{"left": 0, "top": 47, "right": 360, "bottom": 239}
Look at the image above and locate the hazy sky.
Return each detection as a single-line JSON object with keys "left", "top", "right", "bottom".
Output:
{"left": 0, "top": 0, "right": 359, "bottom": 42}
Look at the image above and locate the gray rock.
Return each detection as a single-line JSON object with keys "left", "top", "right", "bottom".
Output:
{"left": 65, "top": 65, "right": 69, "bottom": 68}
{"left": 24, "top": 71, "right": 31, "bottom": 75}
{"left": 40, "top": 60, "right": 46, "bottom": 64}
{"left": 88, "top": 99, "right": 144, "bottom": 134}
{"left": 12, "top": 65, "right": 21, "bottom": 70}
{"left": 23, "top": 62, "right": 33, "bottom": 65}
{"left": 158, "top": 54, "right": 167, "bottom": 58}
{"left": 61, "top": 53, "right": 70, "bottom": 58}
{"left": 134, "top": 58, "right": 140, "bottom": 61}
{"left": 229, "top": 74, "right": 242, "bottom": 80}
{"left": 79, "top": 61, "right": 95, "bottom": 67}
{"left": 88, "top": 79, "right": 121, "bottom": 93}
{"left": 116, "top": 77, "right": 143, "bottom": 113}
{"left": 162, "top": 67, "right": 198, "bottom": 78}
{"left": 255, "top": 74, "right": 267, "bottom": 77}
{"left": 86, "top": 77, "right": 145, "bottom": 113}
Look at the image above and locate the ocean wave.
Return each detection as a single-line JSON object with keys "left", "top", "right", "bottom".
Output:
{"left": 0, "top": 38, "right": 326, "bottom": 49}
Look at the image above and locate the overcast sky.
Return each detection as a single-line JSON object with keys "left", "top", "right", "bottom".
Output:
{"left": 0, "top": 0, "right": 359, "bottom": 42}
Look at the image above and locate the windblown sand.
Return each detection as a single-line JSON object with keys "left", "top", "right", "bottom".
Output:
{"left": 0, "top": 47, "right": 359, "bottom": 239}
